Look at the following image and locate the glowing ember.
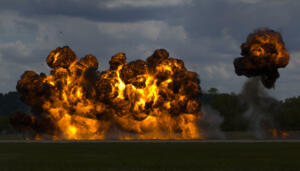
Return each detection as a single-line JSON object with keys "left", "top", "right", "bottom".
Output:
{"left": 11, "top": 47, "right": 204, "bottom": 140}
{"left": 270, "top": 129, "right": 289, "bottom": 139}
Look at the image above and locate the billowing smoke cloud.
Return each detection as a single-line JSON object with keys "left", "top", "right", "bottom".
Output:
{"left": 234, "top": 28, "right": 290, "bottom": 88}
{"left": 239, "top": 78, "right": 280, "bottom": 138}
{"left": 11, "top": 46, "right": 205, "bottom": 140}
{"left": 235, "top": 28, "right": 290, "bottom": 138}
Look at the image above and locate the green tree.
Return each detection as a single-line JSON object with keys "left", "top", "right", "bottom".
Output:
{"left": 0, "top": 92, "right": 29, "bottom": 116}
{"left": 276, "top": 96, "right": 300, "bottom": 130}
{"left": 209, "top": 93, "right": 248, "bottom": 131}
{"left": 208, "top": 87, "right": 218, "bottom": 94}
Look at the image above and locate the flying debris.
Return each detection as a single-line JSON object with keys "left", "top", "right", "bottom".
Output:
{"left": 234, "top": 28, "right": 290, "bottom": 88}
{"left": 11, "top": 46, "right": 204, "bottom": 140}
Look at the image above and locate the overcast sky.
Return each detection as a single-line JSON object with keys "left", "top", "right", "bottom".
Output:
{"left": 0, "top": 0, "right": 299, "bottom": 99}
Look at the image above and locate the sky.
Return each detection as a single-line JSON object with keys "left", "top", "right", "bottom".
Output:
{"left": 0, "top": 0, "right": 300, "bottom": 100}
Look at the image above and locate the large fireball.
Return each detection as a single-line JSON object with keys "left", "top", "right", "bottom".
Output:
{"left": 11, "top": 46, "right": 204, "bottom": 140}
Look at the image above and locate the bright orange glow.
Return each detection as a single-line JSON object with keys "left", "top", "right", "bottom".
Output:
{"left": 245, "top": 29, "right": 289, "bottom": 66}
{"left": 234, "top": 28, "right": 290, "bottom": 89}
{"left": 14, "top": 47, "right": 204, "bottom": 140}
{"left": 271, "top": 128, "right": 289, "bottom": 139}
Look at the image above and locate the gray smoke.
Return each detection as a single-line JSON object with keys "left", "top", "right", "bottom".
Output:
{"left": 240, "top": 77, "right": 280, "bottom": 138}
{"left": 199, "top": 105, "right": 225, "bottom": 139}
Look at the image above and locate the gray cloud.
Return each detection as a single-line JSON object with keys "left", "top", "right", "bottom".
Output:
{"left": 0, "top": 0, "right": 299, "bottom": 99}
{"left": 103, "top": 0, "right": 193, "bottom": 8}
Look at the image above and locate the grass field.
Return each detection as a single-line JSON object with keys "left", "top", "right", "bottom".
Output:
{"left": 0, "top": 142, "right": 300, "bottom": 171}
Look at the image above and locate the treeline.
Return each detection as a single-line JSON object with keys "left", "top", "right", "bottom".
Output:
{"left": 0, "top": 92, "right": 29, "bottom": 116}
{"left": 0, "top": 90, "right": 300, "bottom": 132}
{"left": 0, "top": 92, "right": 29, "bottom": 131}
{"left": 202, "top": 88, "right": 300, "bottom": 131}
{"left": 201, "top": 92, "right": 249, "bottom": 131}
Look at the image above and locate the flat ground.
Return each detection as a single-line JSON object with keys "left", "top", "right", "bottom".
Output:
{"left": 0, "top": 142, "right": 300, "bottom": 171}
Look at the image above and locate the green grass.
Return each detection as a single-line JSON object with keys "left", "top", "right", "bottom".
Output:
{"left": 0, "top": 142, "right": 300, "bottom": 171}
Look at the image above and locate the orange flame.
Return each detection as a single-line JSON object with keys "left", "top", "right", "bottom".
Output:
{"left": 14, "top": 47, "right": 204, "bottom": 140}
{"left": 271, "top": 129, "right": 289, "bottom": 139}
{"left": 234, "top": 28, "right": 290, "bottom": 88}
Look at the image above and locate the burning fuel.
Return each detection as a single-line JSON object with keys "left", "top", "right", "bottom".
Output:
{"left": 270, "top": 128, "right": 289, "bottom": 139}
{"left": 11, "top": 46, "right": 204, "bottom": 140}
{"left": 234, "top": 28, "right": 290, "bottom": 88}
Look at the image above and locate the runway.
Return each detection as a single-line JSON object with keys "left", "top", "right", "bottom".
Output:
{"left": 1, "top": 139, "right": 300, "bottom": 143}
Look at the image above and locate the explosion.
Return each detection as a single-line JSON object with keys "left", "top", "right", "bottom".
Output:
{"left": 235, "top": 28, "right": 290, "bottom": 138}
{"left": 234, "top": 28, "right": 290, "bottom": 88}
{"left": 11, "top": 46, "right": 204, "bottom": 140}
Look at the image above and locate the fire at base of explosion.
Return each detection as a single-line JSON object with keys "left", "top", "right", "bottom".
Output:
{"left": 0, "top": 142, "right": 300, "bottom": 171}
{"left": 11, "top": 46, "right": 204, "bottom": 140}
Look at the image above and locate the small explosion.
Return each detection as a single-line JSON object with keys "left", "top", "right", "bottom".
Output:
{"left": 235, "top": 28, "right": 290, "bottom": 138}
{"left": 11, "top": 46, "right": 204, "bottom": 140}
{"left": 234, "top": 28, "right": 290, "bottom": 88}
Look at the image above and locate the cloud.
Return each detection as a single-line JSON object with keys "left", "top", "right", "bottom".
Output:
{"left": 227, "top": 0, "right": 263, "bottom": 4}
{"left": 0, "top": 41, "right": 32, "bottom": 60}
{"left": 103, "top": 0, "right": 193, "bottom": 8}
{"left": 202, "top": 63, "right": 233, "bottom": 80}
{"left": 227, "top": 0, "right": 287, "bottom": 5}
{"left": 0, "top": 10, "right": 189, "bottom": 92}
{"left": 0, "top": 0, "right": 299, "bottom": 100}
{"left": 97, "top": 20, "right": 187, "bottom": 41}
{"left": 286, "top": 51, "right": 300, "bottom": 69}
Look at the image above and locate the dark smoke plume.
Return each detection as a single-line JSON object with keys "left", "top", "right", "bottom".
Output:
{"left": 234, "top": 28, "right": 290, "bottom": 88}
{"left": 235, "top": 28, "right": 290, "bottom": 138}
